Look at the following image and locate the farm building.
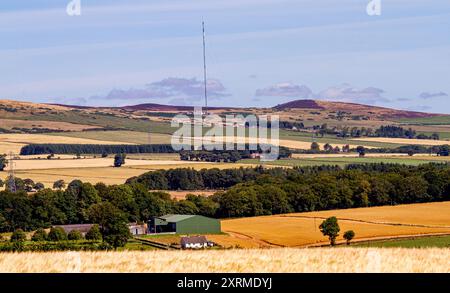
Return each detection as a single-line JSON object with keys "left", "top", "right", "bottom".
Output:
{"left": 129, "top": 223, "right": 147, "bottom": 235}
{"left": 148, "top": 214, "right": 221, "bottom": 234}
{"left": 54, "top": 224, "right": 93, "bottom": 236}
{"left": 180, "top": 236, "right": 214, "bottom": 249}
{"left": 55, "top": 223, "right": 147, "bottom": 236}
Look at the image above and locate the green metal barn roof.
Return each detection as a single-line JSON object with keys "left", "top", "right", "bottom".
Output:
{"left": 159, "top": 214, "right": 196, "bottom": 222}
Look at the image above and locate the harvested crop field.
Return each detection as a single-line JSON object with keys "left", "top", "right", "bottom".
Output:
{"left": 0, "top": 119, "right": 98, "bottom": 131}
{"left": 11, "top": 158, "right": 203, "bottom": 171}
{"left": 0, "top": 133, "right": 134, "bottom": 154}
{"left": 0, "top": 248, "right": 448, "bottom": 272}
{"left": 221, "top": 202, "right": 450, "bottom": 247}
{"left": 7, "top": 162, "right": 257, "bottom": 187}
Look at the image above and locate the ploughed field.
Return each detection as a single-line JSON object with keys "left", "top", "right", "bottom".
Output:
{"left": 0, "top": 248, "right": 448, "bottom": 273}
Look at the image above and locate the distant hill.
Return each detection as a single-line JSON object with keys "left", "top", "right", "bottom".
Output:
{"left": 120, "top": 103, "right": 234, "bottom": 112}
{"left": 273, "top": 99, "right": 442, "bottom": 119}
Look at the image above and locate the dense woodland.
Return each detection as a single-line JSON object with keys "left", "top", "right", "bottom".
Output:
{"left": 20, "top": 144, "right": 177, "bottom": 155}
{"left": 2, "top": 163, "right": 450, "bottom": 232}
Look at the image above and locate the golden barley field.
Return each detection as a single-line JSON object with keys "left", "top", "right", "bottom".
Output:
{"left": 221, "top": 202, "right": 450, "bottom": 247}
{"left": 0, "top": 248, "right": 448, "bottom": 273}
{"left": 11, "top": 158, "right": 204, "bottom": 171}
{"left": 5, "top": 162, "right": 258, "bottom": 187}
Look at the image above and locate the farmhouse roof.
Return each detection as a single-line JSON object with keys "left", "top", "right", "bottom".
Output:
{"left": 54, "top": 224, "right": 93, "bottom": 233}
{"left": 180, "top": 236, "right": 208, "bottom": 245}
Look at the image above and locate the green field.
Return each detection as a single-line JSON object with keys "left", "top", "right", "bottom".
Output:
{"left": 397, "top": 115, "right": 450, "bottom": 125}
{"left": 49, "top": 130, "right": 172, "bottom": 144}
{"left": 279, "top": 130, "right": 404, "bottom": 148}
{"left": 242, "top": 156, "right": 449, "bottom": 167}
{"left": 354, "top": 235, "right": 450, "bottom": 248}
{"left": 119, "top": 239, "right": 158, "bottom": 251}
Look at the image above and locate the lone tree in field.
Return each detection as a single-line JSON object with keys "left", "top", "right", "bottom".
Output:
{"left": 343, "top": 230, "right": 355, "bottom": 245}
{"left": 356, "top": 146, "right": 366, "bottom": 157}
{"left": 311, "top": 142, "right": 320, "bottom": 152}
{"left": 319, "top": 216, "right": 340, "bottom": 246}
{"left": 114, "top": 153, "right": 126, "bottom": 167}
{"left": 0, "top": 154, "right": 8, "bottom": 171}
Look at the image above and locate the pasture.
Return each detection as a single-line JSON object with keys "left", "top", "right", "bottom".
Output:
{"left": 0, "top": 248, "right": 448, "bottom": 272}
{"left": 351, "top": 137, "right": 450, "bottom": 146}
{"left": 48, "top": 130, "right": 172, "bottom": 145}
{"left": 355, "top": 235, "right": 450, "bottom": 248}
{"left": 242, "top": 155, "right": 450, "bottom": 167}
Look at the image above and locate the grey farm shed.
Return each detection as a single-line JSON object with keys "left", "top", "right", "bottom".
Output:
{"left": 148, "top": 214, "right": 221, "bottom": 234}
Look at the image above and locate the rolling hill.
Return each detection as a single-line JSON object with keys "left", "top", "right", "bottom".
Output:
{"left": 273, "top": 99, "right": 443, "bottom": 119}
{"left": 0, "top": 98, "right": 449, "bottom": 137}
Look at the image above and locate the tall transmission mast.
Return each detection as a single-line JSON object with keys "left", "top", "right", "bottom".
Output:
{"left": 7, "top": 152, "right": 16, "bottom": 193}
{"left": 202, "top": 21, "right": 208, "bottom": 116}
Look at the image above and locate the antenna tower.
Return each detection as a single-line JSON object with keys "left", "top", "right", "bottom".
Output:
{"left": 7, "top": 152, "right": 16, "bottom": 193}
{"left": 202, "top": 21, "right": 208, "bottom": 116}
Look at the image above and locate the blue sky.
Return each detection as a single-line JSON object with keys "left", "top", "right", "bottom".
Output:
{"left": 1, "top": 0, "right": 449, "bottom": 113}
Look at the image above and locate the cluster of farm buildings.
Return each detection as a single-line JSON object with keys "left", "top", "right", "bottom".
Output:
{"left": 55, "top": 214, "right": 221, "bottom": 249}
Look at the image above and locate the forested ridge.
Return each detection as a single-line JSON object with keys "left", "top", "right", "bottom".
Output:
{"left": 2, "top": 163, "right": 450, "bottom": 232}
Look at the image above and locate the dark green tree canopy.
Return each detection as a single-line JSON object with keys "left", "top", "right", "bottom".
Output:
{"left": 319, "top": 217, "right": 340, "bottom": 246}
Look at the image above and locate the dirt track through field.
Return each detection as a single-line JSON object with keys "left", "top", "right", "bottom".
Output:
{"left": 280, "top": 215, "right": 450, "bottom": 229}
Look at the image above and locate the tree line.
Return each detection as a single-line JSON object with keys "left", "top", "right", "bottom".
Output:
{"left": 292, "top": 142, "right": 450, "bottom": 156}
{"left": 296, "top": 123, "right": 441, "bottom": 140}
{"left": 20, "top": 144, "right": 177, "bottom": 155}
{"left": 19, "top": 143, "right": 292, "bottom": 159}
{"left": 179, "top": 146, "right": 292, "bottom": 162}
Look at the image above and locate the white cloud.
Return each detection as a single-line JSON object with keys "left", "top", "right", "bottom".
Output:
{"left": 419, "top": 91, "right": 448, "bottom": 99}
{"left": 81, "top": 77, "right": 228, "bottom": 106}
{"left": 255, "top": 82, "right": 388, "bottom": 105}
{"left": 148, "top": 77, "right": 229, "bottom": 100}
{"left": 316, "top": 83, "right": 388, "bottom": 104}
{"left": 255, "top": 83, "right": 313, "bottom": 98}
